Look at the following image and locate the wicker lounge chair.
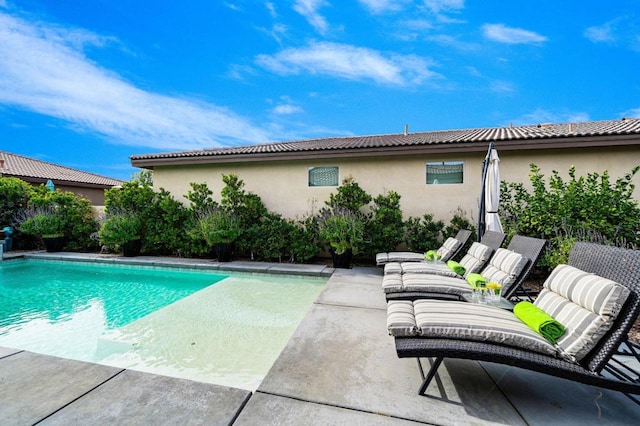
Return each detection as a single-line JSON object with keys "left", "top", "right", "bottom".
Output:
{"left": 383, "top": 231, "right": 506, "bottom": 276}
{"left": 477, "top": 230, "right": 506, "bottom": 251}
{"left": 376, "top": 229, "right": 472, "bottom": 266}
{"left": 387, "top": 242, "right": 640, "bottom": 398}
{"left": 383, "top": 235, "right": 546, "bottom": 301}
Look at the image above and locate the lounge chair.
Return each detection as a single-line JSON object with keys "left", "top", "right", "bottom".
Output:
{"left": 384, "top": 241, "right": 494, "bottom": 278}
{"left": 383, "top": 231, "right": 506, "bottom": 276}
{"left": 375, "top": 229, "right": 472, "bottom": 266}
{"left": 386, "top": 242, "right": 640, "bottom": 398}
{"left": 383, "top": 235, "right": 547, "bottom": 301}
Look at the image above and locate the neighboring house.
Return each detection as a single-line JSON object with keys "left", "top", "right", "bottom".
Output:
{"left": 130, "top": 118, "right": 640, "bottom": 222}
{"left": 0, "top": 151, "right": 124, "bottom": 206}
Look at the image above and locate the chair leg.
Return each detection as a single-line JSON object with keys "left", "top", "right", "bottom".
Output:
{"left": 417, "top": 357, "right": 444, "bottom": 396}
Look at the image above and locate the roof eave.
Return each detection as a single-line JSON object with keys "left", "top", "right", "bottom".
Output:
{"left": 3, "top": 174, "right": 121, "bottom": 189}
{"left": 130, "top": 133, "right": 640, "bottom": 169}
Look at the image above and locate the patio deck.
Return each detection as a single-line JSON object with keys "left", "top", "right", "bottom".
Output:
{"left": 1, "top": 253, "right": 640, "bottom": 424}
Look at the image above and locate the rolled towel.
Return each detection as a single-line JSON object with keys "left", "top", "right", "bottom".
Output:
{"left": 447, "top": 260, "right": 465, "bottom": 276}
{"left": 514, "top": 301, "right": 566, "bottom": 344}
{"left": 466, "top": 273, "right": 486, "bottom": 288}
{"left": 424, "top": 250, "right": 436, "bottom": 260}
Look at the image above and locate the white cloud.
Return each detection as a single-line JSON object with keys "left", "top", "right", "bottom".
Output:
{"left": 621, "top": 107, "right": 640, "bottom": 119}
{"left": 256, "top": 41, "right": 439, "bottom": 85}
{"left": 509, "top": 109, "right": 590, "bottom": 126}
{"left": 265, "top": 2, "right": 277, "bottom": 18}
{"left": 584, "top": 17, "right": 640, "bottom": 51}
{"left": 293, "top": 0, "right": 329, "bottom": 35}
{"left": 482, "top": 23, "right": 547, "bottom": 44}
{"left": 358, "top": 0, "right": 409, "bottom": 14}
{"left": 428, "top": 34, "right": 479, "bottom": 50}
{"left": 422, "top": 0, "right": 465, "bottom": 23}
{"left": 584, "top": 23, "right": 615, "bottom": 43}
{"left": 423, "top": 0, "right": 465, "bottom": 14}
{"left": 490, "top": 80, "right": 515, "bottom": 94}
{"left": 0, "top": 11, "right": 270, "bottom": 150}
{"left": 272, "top": 104, "right": 303, "bottom": 115}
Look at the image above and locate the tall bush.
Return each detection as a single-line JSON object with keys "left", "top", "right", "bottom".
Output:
{"left": 105, "top": 173, "right": 190, "bottom": 255}
{"left": 404, "top": 213, "right": 444, "bottom": 253}
{"left": 0, "top": 177, "right": 33, "bottom": 227}
{"left": 20, "top": 187, "right": 99, "bottom": 251}
{"left": 501, "top": 164, "right": 640, "bottom": 267}
{"left": 366, "top": 190, "right": 404, "bottom": 256}
{"left": 320, "top": 177, "right": 371, "bottom": 258}
{"left": 220, "top": 173, "right": 268, "bottom": 256}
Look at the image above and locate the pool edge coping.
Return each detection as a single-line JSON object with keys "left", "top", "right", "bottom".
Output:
{"left": 4, "top": 252, "right": 336, "bottom": 278}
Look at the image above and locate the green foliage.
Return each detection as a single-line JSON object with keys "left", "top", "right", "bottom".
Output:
{"left": 326, "top": 176, "right": 372, "bottom": 212}
{"left": 105, "top": 176, "right": 191, "bottom": 255}
{"left": 193, "top": 207, "right": 241, "bottom": 246}
{"left": 318, "top": 177, "right": 372, "bottom": 257}
{"left": 289, "top": 215, "right": 320, "bottom": 263}
{"left": 18, "top": 207, "right": 65, "bottom": 238}
{"left": 444, "top": 208, "right": 476, "bottom": 240}
{"left": 184, "top": 182, "right": 218, "bottom": 256}
{"left": 221, "top": 173, "right": 267, "bottom": 225}
{"left": 186, "top": 182, "right": 218, "bottom": 213}
{"left": 99, "top": 212, "right": 142, "bottom": 249}
{"left": 0, "top": 177, "right": 33, "bottom": 227}
{"left": 249, "top": 213, "right": 295, "bottom": 261}
{"left": 318, "top": 207, "right": 365, "bottom": 255}
{"left": 404, "top": 213, "right": 444, "bottom": 253}
{"left": 219, "top": 173, "right": 268, "bottom": 256}
{"left": 18, "top": 189, "right": 99, "bottom": 251}
{"left": 143, "top": 189, "right": 191, "bottom": 255}
{"left": 366, "top": 190, "right": 404, "bottom": 256}
{"left": 501, "top": 164, "right": 640, "bottom": 269}
{"left": 443, "top": 208, "right": 477, "bottom": 256}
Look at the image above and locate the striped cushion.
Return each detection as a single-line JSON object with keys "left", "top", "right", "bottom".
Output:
{"left": 383, "top": 262, "right": 404, "bottom": 274}
{"left": 375, "top": 253, "right": 389, "bottom": 265}
{"left": 387, "top": 300, "right": 418, "bottom": 336}
{"left": 480, "top": 248, "right": 529, "bottom": 286}
{"left": 436, "top": 237, "right": 462, "bottom": 262}
{"left": 381, "top": 274, "right": 404, "bottom": 293}
{"left": 401, "top": 274, "right": 472, "bottom": 295}
{"left": 387, "top": 300, "right": 558, "bottom": 356}
{"left": 389, "top": 262, "right": 459, "bottom": 277}
{"left": 458, "top": 243, "right": 494, "bottom": 277}
{"left": 383, "top": 252, "right": 425, "bottom": 263}
{"left": 534, "top": 264, "right": 630, "bottom": 362}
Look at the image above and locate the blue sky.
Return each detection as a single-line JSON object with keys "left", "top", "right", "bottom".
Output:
{"left": 1, "top": 0, "right": 639, "bottom": 181}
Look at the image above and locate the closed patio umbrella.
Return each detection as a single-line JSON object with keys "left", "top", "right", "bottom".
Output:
{"left": 484, "top": 146, "right": 503, "bottom": 233}
{"left": 478, "top": 142, "right": 503, "bottom": 239}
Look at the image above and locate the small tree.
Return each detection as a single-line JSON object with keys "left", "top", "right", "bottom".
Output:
{"left": 0, "top": 177, "right": 33, "bottom": 227}
{"left": 366, "top": 190, "right": 404, "bottom": 256}
{"left": 404, "top": 213, "right": 444, "bottom": 253}
{"left": 21, "top": 187, "right": 99, "bottom": 251}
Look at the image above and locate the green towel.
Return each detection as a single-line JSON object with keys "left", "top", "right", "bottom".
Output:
{"left": 447, "top": 260, "right": 465, "bottom": 276}
{"left": 514, "top": 301, "right": 566, "bottom": 344}
{"left": 424, "top": 250, "right": 436, "bottom": 260}
{"left": 466, "top": 273, "right": 486, "bottom": 288}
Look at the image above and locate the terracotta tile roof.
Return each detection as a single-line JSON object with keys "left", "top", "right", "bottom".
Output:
{"left": 130, "top": 118, "right": 640, "bottom": 164}
{"left": 0, "top": 151, "right": 124, "bottom": 188}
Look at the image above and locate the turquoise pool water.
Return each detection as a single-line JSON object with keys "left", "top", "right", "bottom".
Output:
{"left": 0, "top": 259, "right": 326, "bottom": 390}
{"left": 0, "top": 260, "right": 226, "bottom": 330}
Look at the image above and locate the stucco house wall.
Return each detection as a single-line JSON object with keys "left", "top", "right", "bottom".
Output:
{"left": 149, "top": 144, "right": 640, "bottom": 224}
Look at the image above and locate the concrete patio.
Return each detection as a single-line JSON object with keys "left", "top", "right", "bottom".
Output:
{"left": 1, "top": 254, "right": 640, "bottom": 424}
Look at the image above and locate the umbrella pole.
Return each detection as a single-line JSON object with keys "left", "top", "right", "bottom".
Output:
{"left": 478, "top": 142, "right": 494, "bottom": 241}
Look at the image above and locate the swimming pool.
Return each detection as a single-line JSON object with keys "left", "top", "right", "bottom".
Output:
{"left": 0, "top": 259, "right": 326, "bottom": 390}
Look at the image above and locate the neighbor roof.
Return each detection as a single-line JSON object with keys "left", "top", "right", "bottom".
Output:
{"left": 131, "top": 118, "right": 640, "bottom": 167}
{"left": 0, "top": 151, "right": 124, "bottom": 188}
